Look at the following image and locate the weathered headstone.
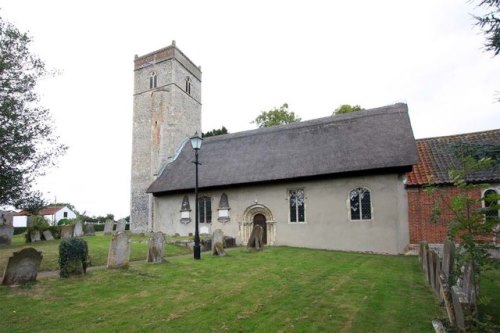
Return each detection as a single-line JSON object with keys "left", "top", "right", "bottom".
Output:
{"left": 422, "top": 244, "right": 430, "bottom": 285}
{"left": 73, "top": 220, "right": 84, "bottom": 237}
{"left": 212, "top": 229, "right": 226, "bottom": 256}
{"left": 42, "top": 230, "right": 54, "bottom": 241}
{"left": 433, "top": 251, "right": 442, "bottom": 298}
{"left": 419, "top": 242, "right": 426, "bottom": 266}
{"left": 147, "top": 231, "right": 166, "bottom": 263}
{"left": 84, "top": 223, "right": 95, "bottom": 236}
{"left": 30, "top": 230, "right": 41, "bottom": 243}
{"left": 1, "top": 248, "right": 43, "bottom": 285}
{"left": 104, "top": 219, "right": 114, "bottom": 235}
{"left": 451, "top": 285, "right": 469, "bottom": 332}
{"left": 61, "top": 225, "right": 75, "bottom": 239}
{"left": 247, "top": 225, "right": 263, "bottom": 250}
{"left": 429, "top": 250, "right": 437, "bottom": 292}
{"left": 441, "top": 240, "right": 455, "bottom": 282}
{"left": 462, "top": 263, "right": 477, "bottom": 306}
{"left": 107, "top": 231, "right": 131, "bottom": 268}
{"left": 0, "top": 224, "right": 14, "bottom": 245}
{"left": 115, "top": 219, "right": 126, "bottom": 233}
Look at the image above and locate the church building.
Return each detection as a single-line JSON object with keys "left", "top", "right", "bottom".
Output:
{"left": 131, "top": 42, "right": 418, "bottom": 254}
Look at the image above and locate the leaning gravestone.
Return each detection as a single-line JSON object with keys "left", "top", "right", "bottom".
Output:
{"left": 2, "top": 248, "right": 43, "bottom": 285}
{"left": 104, "top": 219, "right": 114, "bottom": 235}
{"left": 247, "top": 225, "right": 264, "bottom": 250}
{"left": 30, "top": 230, "right": 41, "bottom": 243}
{"left": 0, "top": 224, "right": 14, "bottom": 245}
{"left": 73, "top": 220, "right": 84, "bottom": 237}
{"left": 451, "top": 285, "right": 468, "bottom": 332}
{"left": 61, "top": 225, "right": 75, "bottom": 239}
{"left": 42, "top": 230, "right": 54, "bottom": 241}
{"left": 147, "top": 231, "right": 166, "bottom": 263}
{"left": 107, "top": 231, "right": 131, "bottom": 268}
{"left": 115, "top": 219, "right": 126, "bottom": 233}
{"left": 212, "top": 229, "right": 226, "bottom": 256}
{"left": 84, "top": 223, "right": 95, "bottom": 236}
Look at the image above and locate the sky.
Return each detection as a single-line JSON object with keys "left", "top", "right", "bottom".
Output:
{"left": 1, "top": 0, "right": 499, "bottom": 219}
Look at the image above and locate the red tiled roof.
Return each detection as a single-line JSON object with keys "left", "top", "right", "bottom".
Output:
{"left": 407, "top": 129, "right": 500, "bottom": 186}
{"left": 39, "top": 206, "right": 65, "bottom": 216}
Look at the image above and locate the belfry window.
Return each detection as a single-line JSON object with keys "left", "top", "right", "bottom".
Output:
{"left": 149, "top": 72, "right": 157, "bottom": 89}
{"left": 483, "top": 188, "right": 499, "bottom": 219}
{"left": 185, "top": 77, "right": 191, "bottom": 95}
{"left": 350, "top": 187, "right": 372, "bottom": 220}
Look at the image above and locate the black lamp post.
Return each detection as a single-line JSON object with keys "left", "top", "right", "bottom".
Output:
{"left": 190, "top": 132, "right": 203, "bottom": 260}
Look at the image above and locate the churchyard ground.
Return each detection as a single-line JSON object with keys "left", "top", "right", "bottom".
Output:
{"left": 0, "top": 235, "right": 498, "bottom": 332}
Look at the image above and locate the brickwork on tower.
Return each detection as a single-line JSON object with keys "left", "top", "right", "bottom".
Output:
{"left": 130, "top": 41, "right": 201, "bottom": 233}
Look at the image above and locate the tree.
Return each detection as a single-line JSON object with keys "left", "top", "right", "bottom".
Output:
{"left": 252, "top": 103, "right": 301, "bottom": 128}
{"left": 333, "top": 104, "right": 363, "bottom": 115}
{"left": 0, "top": 15, "right": 67, "bottom": 206}
{"left": 473, "top": 0, "right": 500, "bottom": 56}
{"left": 202, "top": 126, "right": 228, "bottom": 138}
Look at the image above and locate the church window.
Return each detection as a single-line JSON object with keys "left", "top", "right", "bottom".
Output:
{"left": 199, "top": 196, "right": 212, "bottom": 224}
{"left": 185, "top": 77, "right": 191, "bottom": 95}
{"left": 180, "top": 195, "right": 191, "bottom": 224}
{"left": 217, "top": 193, "right": 230, "bottom": 223}
{"left": 149, "top": 72, "right": 157, "bottom": 89}
{"left": 349, "top": 187, "right": 372, "bottom": 220}
{"left": 483, "top": 188, "right": 499, "bottom": 219}
{"left": 289, "top": 189, "right": 305, "bottom": 223}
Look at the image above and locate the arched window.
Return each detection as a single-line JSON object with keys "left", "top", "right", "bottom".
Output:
{"left": 185, "top": 76, "right": 191, "bottom": 95}
{"left": 149, "top": 71, "right": 157, "bottom": 89}
{"left": 198, "top": 196, "right": 212, "bottom": 224}
{"left": 349, "top": 187, "right": 372, "bottom": 220}
{"left": 484, "top": 189, "right": 499, "bottom": 219}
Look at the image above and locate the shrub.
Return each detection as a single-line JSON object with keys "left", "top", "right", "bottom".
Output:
{"left": 25, "top": 215, "right": 50, "bottom": 243}
{"left": 57, "top": 218, "right": 78, "bottom": 226}
{"left": 93, "top": 224, "right": 104, "bottom": 232}
{"left": 59, "top": 237, "right": 89, "bottom": 278}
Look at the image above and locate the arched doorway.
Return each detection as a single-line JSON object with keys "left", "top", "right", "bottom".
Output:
{"left": 253, "top": 213, "right": 267, "bottom": 244}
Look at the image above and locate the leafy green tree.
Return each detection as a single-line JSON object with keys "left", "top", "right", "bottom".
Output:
{"left": 473, "top": 0, "right": 500, "bottom": 56}
{"left": 252, "top": 103, "right": 301, "bottom": 128}
{"left": 202, "top": 126, "right": 228, "bottom": 138}
{"left": 14, "top": 191, "right": 47, "bottom": 215}
{"left": 0, "top": 15, "right": 67, "bottom": 206}
{"left": 333, "top": 104, "right": 363, "bottom": 115}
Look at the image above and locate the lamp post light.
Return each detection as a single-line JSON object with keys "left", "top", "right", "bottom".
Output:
{"left": 190, "top": 132, "right": 203, "bottom": 260}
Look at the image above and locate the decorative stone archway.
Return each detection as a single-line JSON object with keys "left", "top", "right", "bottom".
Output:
{"left": 240, "top": 204, "right": 276, "bottom": 245}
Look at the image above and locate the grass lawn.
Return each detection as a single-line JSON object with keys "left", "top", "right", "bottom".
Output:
{"left": 0, "top": 232, "right": 192, "bottom": 272}
{"left": 0, "top": 246, "right": 459, "bottom": 333}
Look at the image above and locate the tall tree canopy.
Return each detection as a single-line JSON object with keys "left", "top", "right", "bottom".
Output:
{"left": 0, "top": 15, "right": 67, "bottom": 206}
{"left": 333, "top": 104, "right": 364, "bottom": 115}
{"left": 202, "top": 126, "right": 228, "bottom": 138}
{"left": 474, "top": 0, "right": 500, "bottom": 56}
{"left": 252, "top": 103, "right": 301, "bottom": 128}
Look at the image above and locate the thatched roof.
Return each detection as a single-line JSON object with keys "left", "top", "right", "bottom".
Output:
{"left": 148, "top": 103, "right": 417, "bottom": 194}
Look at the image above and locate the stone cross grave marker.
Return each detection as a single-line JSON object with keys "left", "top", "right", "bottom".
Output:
{"left": 2, "top": 248, "right": 43, "bottom": 285}
{"left": 212, "top": 229, "right": 226, "bottom": 256}
{"left": 42, "top": 230, "right": 54, "bottom": 241}
{"left": 247, "top": 225, "right": 263, "bottom": 250}
{"left": 61, "top": 225, "right": 75, "bottom": 239}
{"left": 30, "top": 230, "right": 41, "bottom": 242}
{"left": 107, "top": 231, "right": 131, "bottom": 268}
{"left": 84, "top": 223, "right": 95, "bottom": 236}
{"left": 73, "top": 220, "right": 84, "bottom": 237}
{"left": 0, "top": 224, "right": 14, "bottom": 245}
{"left": 104, "top": 219, "right": 114, "bottom": 235}
{"left": 147, "top": 231, "right": 166, "bottom": 263}
{"left": 115, "top": 219, "right": 126, "bottom": 233}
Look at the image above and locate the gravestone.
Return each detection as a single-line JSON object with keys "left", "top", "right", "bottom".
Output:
{"left": 422, "top": 244, "right": 430, "bottom": 285}
{"left": 429, "top": 250, "right": 437, "bottom": 292}
{"left": 104, "top": 219, "right": 114, "bottom": 235}
{"left": 30, "top": 230, "right": 41, "bottom": 243}
{"left": 419, "top": 242, "right": 426, "bottom": 266}
{"left": 147, "top": 231, "right": 166, "bottom": 263}
{"left": 107, "top": 231, "right": 131, "bottom": 268}
{"left": 462, "top": 263, "right": 477, "bottom": 306}
{"left": 212, "top": 229, "right": 226, "bottom": 256}
{"left": 61, "top": 225, "right": 75, "bottom": 239}
{"left": 247, "top": 225, "right": 263, "bottom": 250}
{"left": 451, "top": 285, "right": 468, "bottom": 332}
{"left": 433, "top": 251, "right": 442, "bottom": 298}
{"left": 115, "top": 219, "right": 126, "bottom": 233}
{"left": 441, "top": 240, "right": 455, "bottom": 282}
{"left": 2, "top": 248, "right": 43, "bottom": 285}
{"left": 42, "top": 230, "right": 54, "bottom": 241}
{"left": 0, "top": 225, "right": 14, "bottom": 245}
{"left": 73, "top": 220, "right": 84, "bottom": 237}
{"left": 84, "top": 223, "right": 95, "bottom": 236}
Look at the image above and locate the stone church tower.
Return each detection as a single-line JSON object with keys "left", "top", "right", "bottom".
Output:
{"left": 130, "top": 41, "right": 201, "bottom": 232}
